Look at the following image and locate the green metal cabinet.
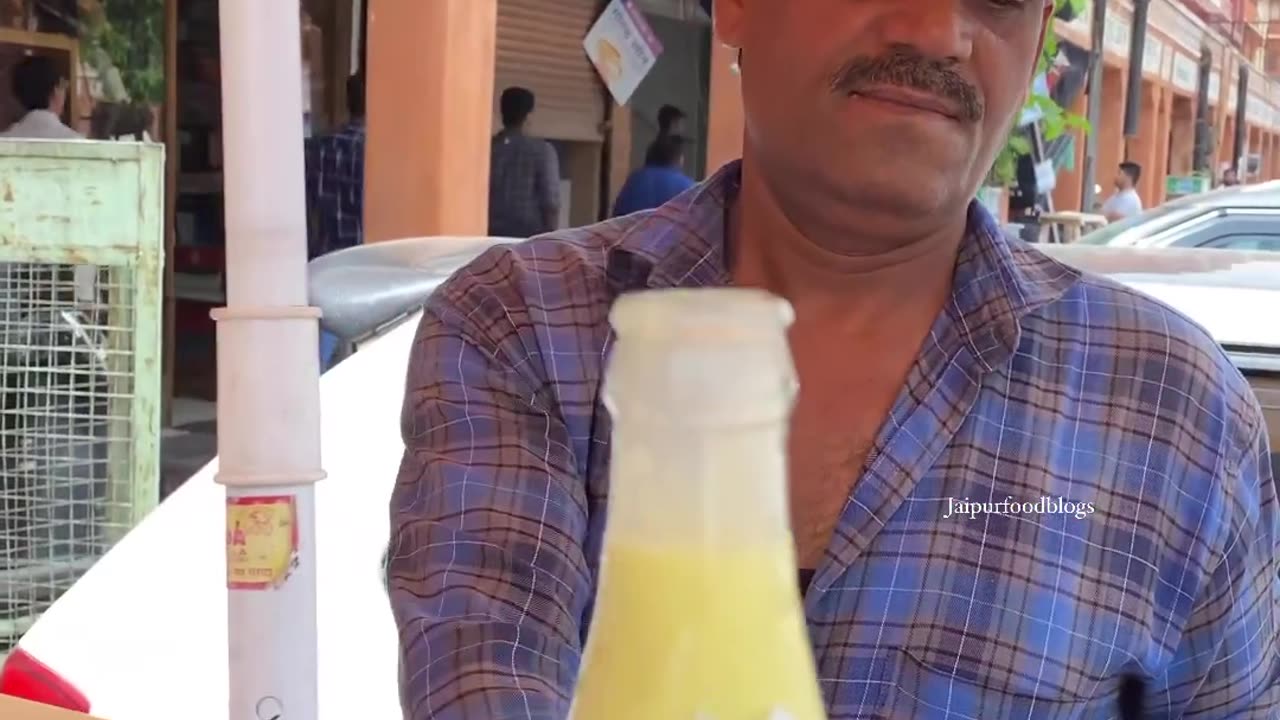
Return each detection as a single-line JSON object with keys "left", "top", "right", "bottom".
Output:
{"left": 0, "top": 140, "right": 164, "bottom": 650}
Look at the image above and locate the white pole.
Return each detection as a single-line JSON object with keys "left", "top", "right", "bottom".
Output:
{"left": 214, "top": 1, "right": 324, "bottom": 718}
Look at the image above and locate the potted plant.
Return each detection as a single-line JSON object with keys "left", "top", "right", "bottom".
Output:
{"left": 982, "top": 0, "right": 1090, "bottom": 221}
{"left": 78, "top": 0, "right": 165, "bottom": 139}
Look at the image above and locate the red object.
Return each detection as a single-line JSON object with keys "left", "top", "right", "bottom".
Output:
{"left": 175, "top": 298, "right": 219, "bottom": 336}
{"left": 0, "top": 648, "right": 91, "bottom": 713}
{"left": 174, "top": 244, "right": 225, "bottom": 274}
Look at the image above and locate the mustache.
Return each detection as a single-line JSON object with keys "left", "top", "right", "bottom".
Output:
{"left": 829, "top": 48, "right": 984, "bottom": 122}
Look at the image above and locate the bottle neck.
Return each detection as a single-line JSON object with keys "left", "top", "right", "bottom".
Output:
{"left": 602, "top": 288, "right": 798, "bottom": 549}
{"left": 606, "top": 416, "right": 792, "bottom": 548}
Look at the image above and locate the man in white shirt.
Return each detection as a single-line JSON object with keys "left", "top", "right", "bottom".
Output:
{"left": 1, "top": 55, "right": 80, "bottom": 140}
{"left": 1100, "top": 161, "right": 1143, "bottom": 222}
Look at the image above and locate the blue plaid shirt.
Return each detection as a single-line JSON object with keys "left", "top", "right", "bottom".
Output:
{"left": 304, "top": 121, "right": 364, "bottom": 258}
{"left": 390, "top": 162, "right": 1279, "bottom": 718}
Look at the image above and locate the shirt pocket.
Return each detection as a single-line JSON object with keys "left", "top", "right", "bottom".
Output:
{"left": 883, "top": 650, "right": 1111, "bottom": 720}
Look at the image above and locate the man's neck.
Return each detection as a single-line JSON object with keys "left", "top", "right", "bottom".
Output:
{"left": 728, "top": 160, "right": 965, "bottom": 328}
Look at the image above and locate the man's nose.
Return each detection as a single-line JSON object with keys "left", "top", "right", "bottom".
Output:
{"left": 869, "top": 0, "right": 975, "bottom": 63}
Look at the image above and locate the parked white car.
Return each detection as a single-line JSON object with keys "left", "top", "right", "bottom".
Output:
{"left": 1077, "top": 181, "right": 1280, "bottom": 251}
{"left": 2, "top": 239, "right": 1277, "bottom": 719}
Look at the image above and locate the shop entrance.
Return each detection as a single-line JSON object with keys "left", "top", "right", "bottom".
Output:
{"left": 1218, "top": 114, "right": 1236, "bottom": 175}
{"left": 1167, "top": 94, "right": 1194, "bottom": 176}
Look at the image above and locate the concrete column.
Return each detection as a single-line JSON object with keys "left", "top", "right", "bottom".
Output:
{"left": 1218, "top": 115, "right": 1235, "bottom": 171}
{"left": 1150, "top": 84, "right": 1171, "bottom": 205}
{"left": 1271, "top": 133, "right": 1280, "bottom": 179}
{"left": 706, "top": 42, "right": 743, "bottom": 173}
{"left": 1094, "top": 64, "right": 1127, "bottom": 209}
{"left": 608, "top": 102, "right": 633, "bottom": 203}
{"left": 1249, "top": 125, "right": 1262, "bottom": 179}
{"left": 1125, "top": 81, "right": 1160, "bottom": 206}
{"left": 1168, "top": 94, "right": 1195, "bottom": 177}
{"left": 1258, "top": 131, "right": 1270, "bottom": 179}
{"left": 364, "top": 0, "right": 497, "bottom": 241}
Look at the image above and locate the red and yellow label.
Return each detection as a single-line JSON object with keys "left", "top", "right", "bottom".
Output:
{"left": 226, "top": 495, "right": 298, "bottom": 590}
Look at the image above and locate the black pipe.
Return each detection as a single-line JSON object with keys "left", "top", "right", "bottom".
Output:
{"left": 1080, "top": 0, "right": 1108, "bottom": 211}
{"left": 1122, "top": 0, "right": 1150, "bottom": 138}
{"left": 1233, "top": 61, "right": 1249, "bottom": 174}
{"left": 1192, "top": 47, "right": 1213, "bottom": 172}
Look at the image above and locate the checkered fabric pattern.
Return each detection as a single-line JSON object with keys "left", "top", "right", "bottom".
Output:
{"left": 389, "top": 162, "right": 1279, "bottom": 719}
{"left": 304, "top": 121, "right": 365, "bottom": 258}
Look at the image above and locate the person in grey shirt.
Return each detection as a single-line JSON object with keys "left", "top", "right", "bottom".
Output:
{"left": 1, "top": 55, "right": 80, "bottom": 140}
{"left": 488, "top": 87, "right": 561, "bottom": 238}
{"left": 1100, "top": 161, "right": 1143, "bottom": 222}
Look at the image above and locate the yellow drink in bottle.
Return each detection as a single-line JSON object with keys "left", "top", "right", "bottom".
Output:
{"left": 569, "top": 289, "right": 826, "bottom": 720}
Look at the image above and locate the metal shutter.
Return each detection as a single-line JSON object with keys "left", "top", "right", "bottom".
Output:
{"left": 494, "top": 0, "right": 605, "bottom": 142}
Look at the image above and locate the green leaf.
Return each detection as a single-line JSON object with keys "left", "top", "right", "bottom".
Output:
{"left": 79, "top": 0, "right": 165, "bottom": 105}
{"left": 987, "top": 8, "right": 1091, "bottom": 183}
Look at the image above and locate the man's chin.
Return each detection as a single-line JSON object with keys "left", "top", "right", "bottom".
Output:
{"left": 834, "top": 174, "right": 961, "bottom": 218}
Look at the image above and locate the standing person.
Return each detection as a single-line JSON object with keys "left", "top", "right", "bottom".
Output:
{"left": 1221, "top": 166, "right": 1241, "bottom": 186}
{"left": 1100, "top": 161, "right": 1143, "bottom": 222}
{"left": 612, "top": 133, "right": 696, "bottom": 216}
{"left": 657, "top": 103, "right": 686, "bottom": 138}
{"left": 304, "top": 71, "right": 366, "bottom": 259}
{"left": 391, "top": 0, "right": 1278, "bottom": 718}
{"left": 488, "top": 86, "right": 561, "bottom": 237}
{"left": 304, "top": 71, "right": 366, "bottom": 370}
{"left": 2, "top": 55, "right": 79, "bottom": 139}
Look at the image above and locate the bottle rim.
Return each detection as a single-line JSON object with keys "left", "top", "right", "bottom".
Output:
{"left": 609, "top": 288, "right": 794, "bottom": 342}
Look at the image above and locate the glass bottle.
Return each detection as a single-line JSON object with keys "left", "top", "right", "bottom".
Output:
{"left": 569, "top": 288, "right": 826, "bottom": 720}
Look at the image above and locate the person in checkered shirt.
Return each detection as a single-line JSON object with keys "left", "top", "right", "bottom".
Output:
{"left": 388, "top": 1, "right": 1279, "bottom": 718}
{"left": 488, "top": 87, "right": 562, "bottom": 238}
{"left": 304, "top": 72, "right": 366, "bottom": 260}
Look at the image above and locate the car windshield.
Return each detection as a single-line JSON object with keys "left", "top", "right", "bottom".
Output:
{"left": 1076, "top": 203, "right": 1200, "bottom": 246}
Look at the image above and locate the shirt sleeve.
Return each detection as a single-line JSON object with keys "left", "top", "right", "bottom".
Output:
{"left": 388, "top": 274, "right": 591, "bottom": 720}
{"left": 536, "top": 142, "right": 562, "bottom": 227}
{"left": 1171, "top": 418, "right": 1280, "bottom": 717}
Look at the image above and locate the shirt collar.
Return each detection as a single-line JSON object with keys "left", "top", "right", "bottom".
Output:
{"left": 606, "top": 160, "right": 1080, "bottom": 369}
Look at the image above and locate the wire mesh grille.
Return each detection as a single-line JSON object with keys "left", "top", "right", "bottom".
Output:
{"left": 0, "top": 261, "right": 136, "bottom": 652}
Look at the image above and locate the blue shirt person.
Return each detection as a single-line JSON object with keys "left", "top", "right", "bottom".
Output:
{"left": 612, "top": 133, "right": 696, "bottom": 216}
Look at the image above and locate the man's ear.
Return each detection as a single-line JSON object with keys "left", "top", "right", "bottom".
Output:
{"left": 712, "top": 0, "right": 746, "bottom": 49}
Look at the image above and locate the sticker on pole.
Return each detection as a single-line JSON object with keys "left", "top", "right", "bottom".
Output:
{"left": 226, "top": 495, "right": 299, "bottom": 590}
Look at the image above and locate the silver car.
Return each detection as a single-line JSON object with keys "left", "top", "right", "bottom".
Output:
{"left": 1078, "top": 181, "right": 1280, "bottom": 252}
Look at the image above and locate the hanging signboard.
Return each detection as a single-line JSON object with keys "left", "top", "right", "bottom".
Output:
{"left": 584, "top": 0, "right": 665, "bottom": 106}
{"left": 1104, "top": 18, "right": 1131, "bottom": 58}
{"left": 1172, "top": 53, "right": 1198, "bottom": 93}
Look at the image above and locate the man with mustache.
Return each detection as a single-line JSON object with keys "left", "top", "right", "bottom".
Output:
{"left": 389, "top": 1, "right": 1278, "bottom": 717}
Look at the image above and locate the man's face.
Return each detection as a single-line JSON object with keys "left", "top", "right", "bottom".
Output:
{"left": 715, "top": 0, "right": 1052, "bottom": 247}
{"left": 1114, "top": 169, "right": 1130, "bottom": 190}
